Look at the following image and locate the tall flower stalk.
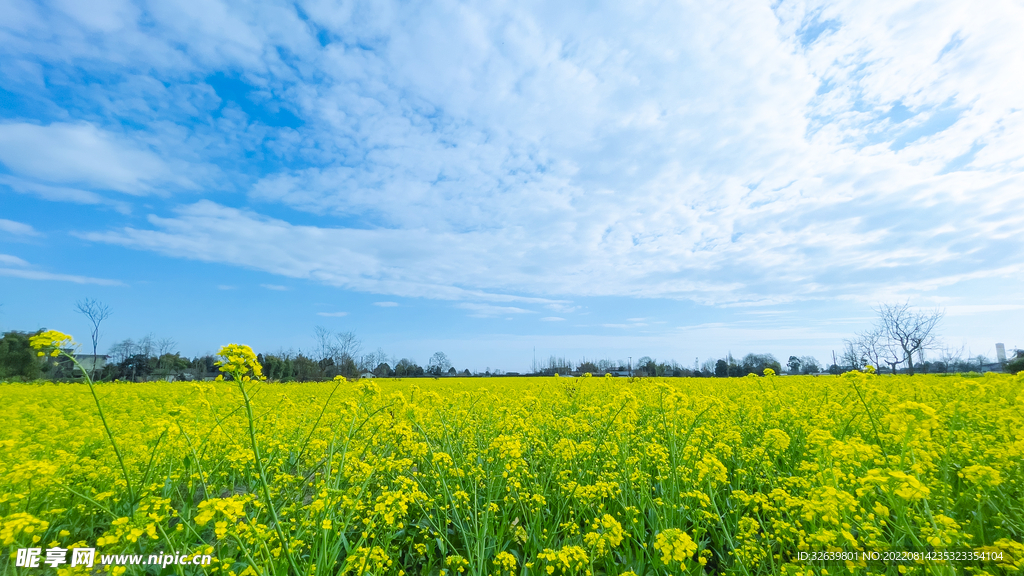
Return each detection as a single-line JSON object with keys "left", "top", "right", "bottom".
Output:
{"left": 30, "top": 330, "right": 136, "bottom": 504}
{"left": 216, "top": 343, "right": 301, "bottom": 575}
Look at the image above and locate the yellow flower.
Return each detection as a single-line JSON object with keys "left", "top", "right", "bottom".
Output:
{"left": 696, "top": 455, "right": 728, "bottom": 487}
{"left": 28, "top": 330, "right": 77, "bottom": 353}
{"left": 584, "top": 514, "right": 624, "bottom": 556}
{"left": 762, "top": 428, "right": 791, "bottom": 453}
{"left": 960, "top": 465, "right": 1002, "bottom": 487}
{"left": 536, "top": 546, "right": 589, "bottom": 575}
{"left": 215, "top": 343, "right": 264, "bottom": 381}
{"left": 654, "top": 528, "right": 697, "bottom": 566}
{"left": 492, "top": 551, "right": 517, "bottom": 574}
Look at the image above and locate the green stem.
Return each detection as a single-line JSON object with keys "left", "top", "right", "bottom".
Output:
{"left": 849, "top": 376, "right": 889, "bottom": 461}
{"left": 63, "top": 350, "right": 136, "bottom": 504}
{"left": 239, "top": 377, "right": 302, "bottom": 575}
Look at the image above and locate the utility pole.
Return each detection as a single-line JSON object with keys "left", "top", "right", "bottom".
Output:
{"left": 628, "top": 356, "right": 632, "bottom": 378}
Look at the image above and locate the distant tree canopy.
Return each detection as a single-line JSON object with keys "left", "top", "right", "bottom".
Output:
{"left": 374, "top": 362, "right": 393, "bottom": 377}
{"left": 0, "top": 331, "right": 44, "bottom": 380}
{"left": 2, "top": 304, "right": 998, "bottom": 382}
{"left": 395, "top": 358, "right": 425, "bottom": 377}
{"left": 116, "top": 354, "right": 155, "bottom": 380}
{"left": 260, "top": 353, "right": 294, "bottom": 381}
{"left": 739, "top": 353, "right": 782, "bottom": 376}
{"left": 786, "top": 355, "right": 821, "bottom": 374}
{"left": 1006, "top": 350, "right": 1024, "bottom": 374}
{"left": 846, "top": 301, "right": 944, "bottom": 375}
{"left": 715, "top": 359, "right": 729, "bottom": 377}
{"left": 427, "top": 352, "right": 452, "bottom": 376}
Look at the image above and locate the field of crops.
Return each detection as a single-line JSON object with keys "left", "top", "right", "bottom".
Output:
{"left": 2, "top": 344, "right": 1023, "bottom": 575}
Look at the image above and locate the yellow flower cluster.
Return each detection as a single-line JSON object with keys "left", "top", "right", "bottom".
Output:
{"left": 343, "top": 545, "right": 392, "bottom": 575}
{"left": 960, "top": 464, "right": 1003, "bottom": 488}
{"left": 653, "top": 528, "right": 698, "bottom": 566}
{"left": 215, "top": 343, "right": 264, "bottom": 381}
{"left": 28, "top": 329, "right": 76, "bottom": 357}
{"left": 491, "top": 550, "right": 517, "bottom": 575}
{"left": 1, "top": 367, "right": 1022, "bottom": 574}
{"left": 536, "top": 545, "right": 590, "bottom": 575}
{"left": 583, "top": 514, "right": 624, "bottom": 557}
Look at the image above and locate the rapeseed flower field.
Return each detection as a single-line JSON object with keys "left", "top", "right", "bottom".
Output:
{"left": 1, "top": 336, "right": 1022, "bottom": 575}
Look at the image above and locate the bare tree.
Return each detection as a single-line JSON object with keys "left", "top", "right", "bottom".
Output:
{"left": 156, "top": 337, "right": 176, "bottom": 357}
{"left": 137, "top": 334, "right": 155, "bottom": 359}
{"left": 938, "top": 344, "right": 965, "bottom": 373}
{"left": 839, "top": 341, "right": 861, "bottom": 370}
{"left": 334, "top": 331, "right": 361, "bottom": 364}
{"left": 879, "top": 337, "right": 905, "bottom": 375}
{"left": 701, "top": 357, "right": 717, "bottom": 374}
{"left": 108, "top": 338, "right": 135, "bottom": 365}
{"left": 156, "top": 337, "right": 177, "bottom": 369}
{"left": 427, "top": 352, "right": 452, "bottom": 376}
{"left": 876, "top": 301, "right": 944, "bottom": 375}
{"left": 360, "top": 347, "right": 389, "bottom": 372}
{"left": 313, "top": 326, "right": 334, "bottom": 363}
{"left": 75, "top": 298, "right": 112, "bottom": 380}
{"left": 849, "top": 326, "right": 884, "bottom": 371}
{"left": 313, "top": 326, "right": 361, "bottom": 364}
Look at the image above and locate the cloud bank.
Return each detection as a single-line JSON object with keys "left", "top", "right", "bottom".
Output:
{"left": 3, "top": 0, "right": 1023, "bottom": 310}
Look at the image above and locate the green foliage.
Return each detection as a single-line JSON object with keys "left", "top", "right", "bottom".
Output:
{"left": 0, "top": 331, "right": 44, "bottom": 380}
{"left": 740, "top": 353, "right": 782, "bottom": 376}
{"left": 157, "top": 352, "right": 190, "bottom": 372}
{"left": 715, "top": 358, "right": 729, "bottom": 377}
{"left": 116, "top": 354, "right": 155, "bottom": 380}
{"left": 261, "top": 353, "right": 295, "bottom": 381}
{"left": 395, "top": 358, "right": 424, "bottom": 377}
{"left": 373, "top": 362, "right": 393, "bottom": 377}
{"left": 1006, "top": 355, "right": 1024, "bottom": 374}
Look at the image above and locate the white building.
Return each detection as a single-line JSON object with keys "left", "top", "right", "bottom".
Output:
{"left": 73, "top": 354, "right": 108, "bottom": 375}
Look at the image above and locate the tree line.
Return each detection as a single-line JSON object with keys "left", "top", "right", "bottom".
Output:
{"left": 0, "top": 325, "right": 468, "bottom": 382}
{"left": 1, "top": 299, "right": 1020, "bottom": 381}
{"left": 839, "top": 302, "right": 1021, "bottom": 374}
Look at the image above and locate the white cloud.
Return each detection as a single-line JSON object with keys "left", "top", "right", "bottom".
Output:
{"left": 540, "top": 317, "right": 564, "bottom": 322}
{"left": 0, "top": 253, "right": 123, "bottom": 285}
{"left": 260, "top": 283, "right": 289, "bottom": 291}
{"left": 0, "top": 219, "right": 40, "bottom": 237}
{"left": 317, "top": 311, "right": 348, "bottom": 317}
{"left": 79, "top": 201, "right": 582, "bottom": 303}
{"left": 373, "top": 301, "right": 399, "bottom": 307}
{"left": 457, "top": 303, "right": 534, "bottom": 318}
{"left": 0, "top": 122, "right": 192, "bottom": 194}
{"left": 0, "top": 254, "right": 30, "bottom": 266}
{"left": 942, "top": 304, "right": 1024, "bottom": 317}
{"left": 0, "top": 268, "right": 122, "bottom": 285}
{"left": 11, "top": 0, "right": 1024, "bottom": 308}
{"left": 0, "top": 175, "right": 132, "bottom": 212}
{"left": 601, "top": 317, "right": 651, "bottom": 328}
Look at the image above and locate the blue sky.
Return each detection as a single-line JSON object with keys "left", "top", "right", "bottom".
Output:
{"left": 1, "top": 0, "right": 1022, "bottom": 372}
